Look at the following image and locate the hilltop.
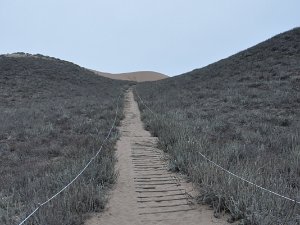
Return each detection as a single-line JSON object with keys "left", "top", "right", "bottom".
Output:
{"left": 135, "top": 27, "right": 300, "bottom": 224}
{"left": 169, "top": 27, "right": 300, "bottom": 83}
{"left": 91, "top": 70, "right": 168, "bottom": 82}
{"left": 5, "top": 53, "right": 168, "bottom": 82}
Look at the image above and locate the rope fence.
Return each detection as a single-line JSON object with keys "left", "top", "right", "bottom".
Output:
{"left": 134, "top": 88, "right": 300, "bottom": 205}
{"left": 17, "top": 93, "right": 122, "bottom": 225}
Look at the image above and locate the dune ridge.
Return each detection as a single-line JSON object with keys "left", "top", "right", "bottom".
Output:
{"left": 91, "top": 70, "right": 168, "bottom": 82}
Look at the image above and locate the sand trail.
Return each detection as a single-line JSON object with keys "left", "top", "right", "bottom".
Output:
{"left": 85, "top": 90, "right": 229, "bottom": 225}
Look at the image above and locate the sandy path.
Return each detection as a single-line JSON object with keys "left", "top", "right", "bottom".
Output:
{"left": 85, "top": 90, "right": 230, "bottom": 225}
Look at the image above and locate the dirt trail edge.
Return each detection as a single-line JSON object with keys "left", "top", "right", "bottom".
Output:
{"left": 85, "top": 90, "right": 230, "bottom": 225}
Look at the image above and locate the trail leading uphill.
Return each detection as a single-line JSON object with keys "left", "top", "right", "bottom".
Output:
{"left": 85, "top": 90, "right": 230, "bottom": 225}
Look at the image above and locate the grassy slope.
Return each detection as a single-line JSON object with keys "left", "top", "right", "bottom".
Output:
{"left": 0, "top": 55, "right": 130, "bottom": 225}
{"left": 136, "top": 28, "right": 300, "bottom": 225}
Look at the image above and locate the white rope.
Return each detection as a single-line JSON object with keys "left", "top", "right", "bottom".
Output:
{"left": 135, "top": 91, "right": 155, "bottom": 114}
{"left": 134, "top": 88, "right": 300, "bottom": 205}
{"left": 17, "top": 94, "right": 122, "bottom": 225}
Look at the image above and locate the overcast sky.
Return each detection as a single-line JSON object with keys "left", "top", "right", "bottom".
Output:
{"left": 1, "top": 0, "right": 299, "bottom": 76}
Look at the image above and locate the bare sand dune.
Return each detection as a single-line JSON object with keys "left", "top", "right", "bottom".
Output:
{"left": 91, "top": 70, "right": 168, "bottom": 82}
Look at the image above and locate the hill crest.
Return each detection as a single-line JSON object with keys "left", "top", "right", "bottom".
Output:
{"left": 4, "top": 53, "right": 168, "bottom": 82}
{"left": 91, "top": 70, "right": 168, "bottom": 82}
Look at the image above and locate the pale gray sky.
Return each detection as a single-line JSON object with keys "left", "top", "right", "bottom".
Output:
{"left": 1, "top": 0, "right": 299, "bottom": 76}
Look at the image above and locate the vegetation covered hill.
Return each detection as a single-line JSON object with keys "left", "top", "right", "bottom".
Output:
{"left": 0, "top": 54, "right": 129, "bottom": 225}
{"left": 135, "top": 28, "right": 300, "bottom": 225}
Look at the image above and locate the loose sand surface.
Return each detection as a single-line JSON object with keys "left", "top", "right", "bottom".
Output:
{"left": 85, "top": 90, "right": 230, "bottom": 225}
{"left": 91, "top": 70, "right": 168, "bottom": 82}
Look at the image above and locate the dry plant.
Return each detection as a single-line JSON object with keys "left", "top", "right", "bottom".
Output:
{"left": 135, "top": 28, "right": 300, "bottom": 225}
{"left": 0, "top": 55, "right": 130, "bottom": 225}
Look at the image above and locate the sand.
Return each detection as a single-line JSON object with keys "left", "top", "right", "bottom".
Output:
{"left": 85, "top": 90, "right": 230, "bottom": 225}
{"left": 91, "top": 70, "right": 168, "bottom": 82}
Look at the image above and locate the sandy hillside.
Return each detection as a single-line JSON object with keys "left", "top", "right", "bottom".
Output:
{"left": 91, "top": 70, "right": 168, "bottom": 82}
